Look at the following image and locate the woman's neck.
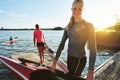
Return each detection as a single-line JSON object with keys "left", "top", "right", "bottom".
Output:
{"left": 74, "top": 16, "right": 83, "bottom": 22}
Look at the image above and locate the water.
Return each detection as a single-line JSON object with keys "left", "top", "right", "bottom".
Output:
{"left": 0, "top": 30, "right": 113, "bottom": 75}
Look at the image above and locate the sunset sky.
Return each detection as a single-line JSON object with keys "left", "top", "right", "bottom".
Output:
{"left": 0, "top": 0, "right": 120, "bottom": 29}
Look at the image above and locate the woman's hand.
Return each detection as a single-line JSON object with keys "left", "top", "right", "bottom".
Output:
{"left": 86, "top": 70, "right": 94, "bottom": 80}
{"left": 34, "top": 44, "right": 36, "bottom": 47}
{"left": 50, "top": 60, "right": 57, "bottom": 73}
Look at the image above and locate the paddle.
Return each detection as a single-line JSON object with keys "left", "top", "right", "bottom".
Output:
{"left": 45, "top": 46, "right": 69, "bottom": 73}
{"left": 18, "top": 58, "right": 86, "bottom": 80}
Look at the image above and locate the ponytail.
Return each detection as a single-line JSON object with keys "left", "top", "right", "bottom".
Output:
{"left": 66, "top": 16, "right": 74, "bottom": 30}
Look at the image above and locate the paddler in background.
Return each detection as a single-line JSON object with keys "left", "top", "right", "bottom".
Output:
{"left": 9, "top": 36, "right": 13, "bottom": 44}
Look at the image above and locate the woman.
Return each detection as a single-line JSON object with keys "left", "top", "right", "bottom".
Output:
{"left": 50, "top": 0, "right": 96, "bottom": 80}
{"left": 33, "top": 24, "right": 46, "bottom": 64}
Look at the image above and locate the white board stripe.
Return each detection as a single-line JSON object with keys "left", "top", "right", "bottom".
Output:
{"left": 0, "top": 56, "right": 36, "bottom": 80}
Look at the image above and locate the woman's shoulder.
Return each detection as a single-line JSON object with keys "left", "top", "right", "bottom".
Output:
{"left": 83, "top": 20, "right": 94, "bottom": 29}
{"left": 83, "top": 20, "right": 93, "bottom": 26}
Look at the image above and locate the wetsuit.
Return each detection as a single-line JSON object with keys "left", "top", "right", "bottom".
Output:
{"left": 55, "top": 20, "right": 96, "bottom": 76}
{"left": 9, "top": 37, "right": 13, "bottom": 41}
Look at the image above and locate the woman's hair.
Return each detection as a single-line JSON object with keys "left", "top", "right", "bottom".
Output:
{"left": 66, "top": 0, "right": 84, "bottom": 30}
{"left": 72, "top": 0, "right": 83, "bottom": 5}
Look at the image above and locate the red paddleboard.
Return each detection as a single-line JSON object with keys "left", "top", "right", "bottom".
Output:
{"left": 18, "top": 58, "right": 86, "bottom": 80}
{"left": 0, "top": 56, "right": 86, "bottom": 80}
{"left": 0, "top": 56, "right": 40, "bottom": 80}
{"left": 0, "top": 56, "right": 65, "bottom": 80}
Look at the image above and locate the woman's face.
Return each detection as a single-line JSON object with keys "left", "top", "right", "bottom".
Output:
{"left": 72, "top": 2, "right": 83, "bottom": 17}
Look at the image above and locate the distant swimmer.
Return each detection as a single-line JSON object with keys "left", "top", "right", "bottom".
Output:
{"left": 9, "top": 36, "right": 13, "bottom": 44}
{"left": 9, "top": 36, "right": 13, "bottom": 41}
{"left": 9, "top": 36, "right": 18, "bottom": 44}
{"left": 2, "top": 36, "right": 18, "bottom": 45}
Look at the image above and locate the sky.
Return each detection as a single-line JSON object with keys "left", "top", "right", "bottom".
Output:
{"left": 0, "top": 0, "right": 120, "bottom": 29}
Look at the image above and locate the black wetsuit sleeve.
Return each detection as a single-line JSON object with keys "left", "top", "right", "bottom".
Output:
{"left": 55, "top": 30, "right": 68, "bottom": 60}
{"left": 88, "top": 23, "right": 97, "bottom": 71}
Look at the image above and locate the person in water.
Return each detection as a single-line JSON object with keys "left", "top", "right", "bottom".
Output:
{"left": 33, "top": 24, "right": 46, "bottom": 64}
{"left": 9, "top": 36, "right": 13, "bottom": 41}
{"left": 50, "top": 0, "right": 96, "bottom": 80}
{"left": 9, "top": 36, "right": 13, "bottom": 44}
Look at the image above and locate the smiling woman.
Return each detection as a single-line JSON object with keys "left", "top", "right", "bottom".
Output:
{"left": 50, "top": 0, "right": 97, "bottom": 80}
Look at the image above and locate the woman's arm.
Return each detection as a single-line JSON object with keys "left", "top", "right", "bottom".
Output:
{"left": 88, "top": 23, "right": 96, "bottom": 71}
{"left": 87, "top": 23, "right": 96, "bottom": 80}
{"left": 51, "top": 30, "right": 68, "bottom": 72}
{"left": 55, "top": 30, "right": 68, "bottom": 60}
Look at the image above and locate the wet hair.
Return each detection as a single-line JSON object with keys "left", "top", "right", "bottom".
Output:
{"left": 73, "top": 0, "right": 83, "bottom": 4}
{"left": 66, "top": 0, "right": 84, "bottom": 30}
{"left": 35, "top": 24, "right": 39, "bottom": 29}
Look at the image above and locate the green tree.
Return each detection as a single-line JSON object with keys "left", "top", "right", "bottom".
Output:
{"left": 53, "top": 26, "right": 63, "bottom": 30}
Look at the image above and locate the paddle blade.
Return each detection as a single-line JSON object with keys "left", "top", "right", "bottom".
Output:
{"left": 48, "top": 48, "right": 54, "bottom": 53}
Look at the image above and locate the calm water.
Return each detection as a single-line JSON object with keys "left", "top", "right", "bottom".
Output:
{"left": 0, "top": 30, "right": 113, "bottom": 75}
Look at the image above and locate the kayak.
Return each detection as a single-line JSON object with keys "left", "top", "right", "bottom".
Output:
{"left": 0, "top": 56, "right": 35, "bottom": 80}
{"left": 2, "top": 38, "right": 18, "bottom": 45}
{"left": 19, "top": 58, "right": 86, "bottom": 80}
{"left": 0, "top": 56, "right": 61, "bottom": 80}
{"left": 0, "top": 56, "right": 86, "bottom": 80}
